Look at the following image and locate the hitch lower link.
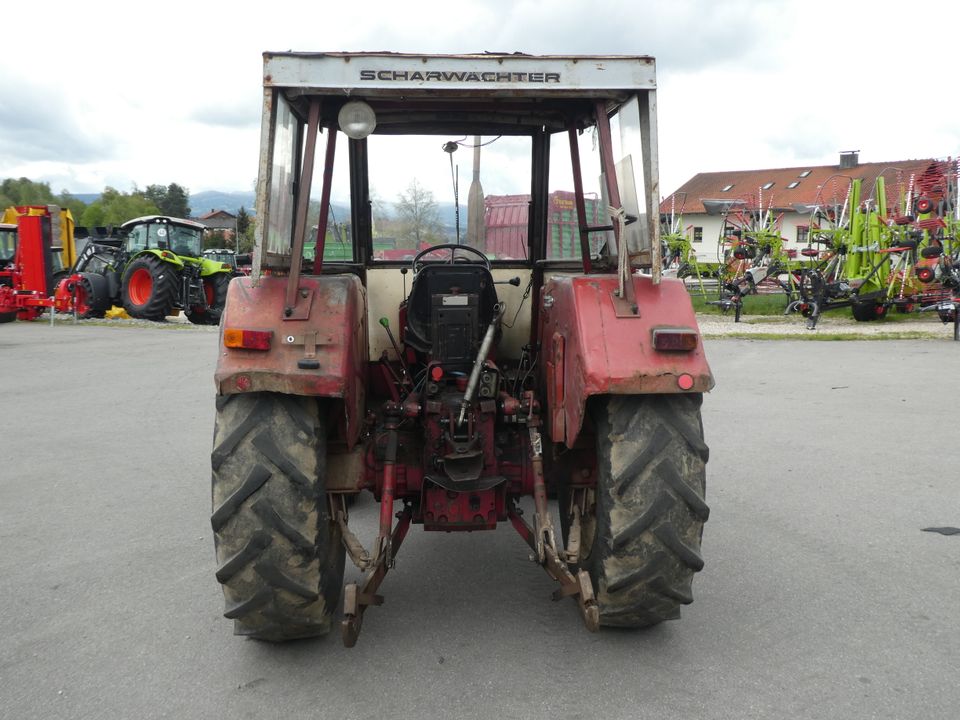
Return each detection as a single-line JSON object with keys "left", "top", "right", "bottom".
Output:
{"left": 507, "top": 420, "right": 599, "bottom": 632}
{"left": 337, "top": 405, "right": 407, "bottom": 648}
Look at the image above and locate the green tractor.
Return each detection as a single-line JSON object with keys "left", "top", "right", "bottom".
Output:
{"left": 64, "top": 215, "right": 233, "bottom": 323}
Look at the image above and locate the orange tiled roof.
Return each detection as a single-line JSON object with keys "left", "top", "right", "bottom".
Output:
{"left": 661, "top": 158, "right": 954, "bottom": 215}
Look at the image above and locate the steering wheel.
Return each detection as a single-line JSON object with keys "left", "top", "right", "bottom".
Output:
{"left": 411, "top": 243, "right": 491, "bottom": 273}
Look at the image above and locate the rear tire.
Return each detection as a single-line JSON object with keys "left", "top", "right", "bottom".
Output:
{"left": 121, "top": 255, "right": 179, "bottom": 321}
{"left": 211, "top": 392, "right": 345, "bottom": 641}
{"left": 186, "top": 272, "right": 230, "bottom": 325}
{"left": 562, "top": 394, "right": 709, "bottom": 628}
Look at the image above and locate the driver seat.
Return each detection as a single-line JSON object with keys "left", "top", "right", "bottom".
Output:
{"left": 404, "top": 263, "right": 499, "bottom": 364}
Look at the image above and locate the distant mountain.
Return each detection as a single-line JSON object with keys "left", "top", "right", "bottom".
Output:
{"left": 61, "top": 190, "right": 258, "bottom": 217}
{"left": 191, "top": 190, "right": 256, "bottom": 216}
{"left": 68, "top": 193, "right": 101, "bottom": 205}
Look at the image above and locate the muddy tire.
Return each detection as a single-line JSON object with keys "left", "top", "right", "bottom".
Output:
{"left": 121, "top": 255, "right": 179, "bottom": 320}
{"left": 561, "top": 394, "right": 709, "bottom": 628}
{"left": 186, "top": 272, "right": 231, "bottom": 326}
{"left": 211, "top": 392, "right": 344, "bottom": 641}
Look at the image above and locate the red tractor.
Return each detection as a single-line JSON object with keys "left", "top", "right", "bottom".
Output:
{"left": 211, "top": 52, "right": 714, "bottom": 644}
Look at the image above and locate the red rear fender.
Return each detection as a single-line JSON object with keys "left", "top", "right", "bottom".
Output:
{"left": 215, "top": 274, "right": 368, "bottom": 448}
{"left": 540, "top": 274, "right": 714, "bottom": 447}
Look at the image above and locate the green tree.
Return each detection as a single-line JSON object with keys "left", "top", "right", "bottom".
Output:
{"left": 204, "top": 229, "right": 230, "bottom": 251}
{"left": 142, "top": 185, "right": 166, "bottom": 212}
{"left": 80, "top": 187, "right": 160, "bottom": 227}
{"left": 0, "top": 177, "right": 86, "bottom": 219}
{"left": 235, "top": 206, "right": 254, "bottom": 253}
{"left": 142, "top": 183, "right": 191, "bottom": 217}
{"left": 1, "top": 177, "right": 54, "bottom": 207}
{"left": 163, "top": 183, "right": 190, "bottom": 217}
{"left": 54, "top": 191, "right": 88, "bottom": 221}
{"left": 396, "top": 179, "right": 441, "bottom": 248}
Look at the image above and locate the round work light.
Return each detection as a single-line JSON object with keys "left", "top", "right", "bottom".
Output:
{"left": 338, "top": 101, "right": 377, "bottom": 139}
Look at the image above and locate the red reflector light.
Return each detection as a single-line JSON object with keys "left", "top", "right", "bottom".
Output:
{"left": 677, "top": 373, "right": 695, "bottom": 390}
{"left": 224, "top": 328, "right": 272, "bottom": 350}
{"left": 430, "top": 366, "right": 444, "bottom": 381}
{"left": 652, "top": 328, "right": 698, "bottom": 351}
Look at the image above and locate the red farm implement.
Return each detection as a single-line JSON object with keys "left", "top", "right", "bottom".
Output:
{"left": 0, "top": 212, "right": 76, "bottom": 322}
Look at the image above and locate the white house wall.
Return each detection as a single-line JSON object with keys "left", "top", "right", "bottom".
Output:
{"left": 682, "top": 211, "right": 810, "bottom": 263}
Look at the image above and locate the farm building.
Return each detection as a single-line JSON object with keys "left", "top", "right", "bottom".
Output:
{"left": 663, "top": 152, "right": 955, "bottom": 262}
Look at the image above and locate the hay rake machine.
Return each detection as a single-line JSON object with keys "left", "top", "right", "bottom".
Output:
{"left": 787, "top": 161, "right": 960, "bottom": 335}
{"left": 661, "top": 192, "right": 722, "bottom": 297}
{"left": 704, "top": 192, "right": 796, "bottom": 322}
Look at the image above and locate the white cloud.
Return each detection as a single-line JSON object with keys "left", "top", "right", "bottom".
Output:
{"left": 2, "top": 0, "right": 958, "bottom": 198}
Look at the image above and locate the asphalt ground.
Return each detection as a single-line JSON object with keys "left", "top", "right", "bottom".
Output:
{"left": 1, "top": 321, "right": 958, "bottom": 720}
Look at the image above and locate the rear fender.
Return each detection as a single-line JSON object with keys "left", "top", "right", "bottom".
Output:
{"left": 136, "top": 248, "right": 184, "bottom": 270}
{"left": 540, "top": 274, "right": 714, "bottom": 448}
{"left": 198, "top": 257, "right": 233, "bottom": 277}
{"left": 215, "top": 273, "right": 368, "bottom": 449}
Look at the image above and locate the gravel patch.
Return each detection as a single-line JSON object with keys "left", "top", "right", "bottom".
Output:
{"left": 698, "top": 312, "right": 955, "bottom": 338}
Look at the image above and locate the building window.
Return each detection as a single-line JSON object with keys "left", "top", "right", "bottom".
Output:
{"left": 799, "top": 170, "right": 811, "bottom": 178}
{"left": 761, "top": 181, "right": 775, "bottom": 190}
{"left": 796, "top": 225, "right": 809, "bottom": 244}
{"left": 787, "top": 181, "right": 800, "bottom": 189}
{"left": 721, "top": 184, "right": 734, "bottom": 192}
{"left": 693, "top": 226, "right": 703, "bottom": 243}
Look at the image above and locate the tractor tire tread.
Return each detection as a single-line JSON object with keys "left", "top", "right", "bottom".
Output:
{"left": 211, "top": 393, "right": 344, "bottom": 641}
{"left": 215, "top": 530, "right": 272, "bottom": 583}
{"left": 76, "top": 273, "right": 111, "bottom": 319}
{"left": 186, "top": 272, "right": 231, "bottom": 325}
{"left": 584, "top": 394, "right": 709, "bottom": 628}
{"left": 121, "top": 255, "right": 179, "bottom": 321}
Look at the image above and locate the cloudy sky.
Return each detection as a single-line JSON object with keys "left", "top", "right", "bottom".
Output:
{"left": 2, "top": 0, "right": 957, "bottom": 200}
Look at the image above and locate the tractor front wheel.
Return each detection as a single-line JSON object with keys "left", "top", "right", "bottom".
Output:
{"left": 186, "top": 272, "right": 230, "bottom": 325}
{"left": 562, "top": 394, "right": 709, "bottom": 627}
{"left": 121, "top": 255, "right": 179, "bottom": 320}
{"left": 211, "top": 393, "right": 345, "bottom": 641}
